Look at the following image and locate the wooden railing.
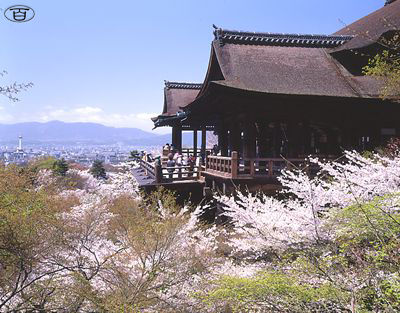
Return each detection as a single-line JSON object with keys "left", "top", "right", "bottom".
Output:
{"left": 138, "top": 151, "right": 321, "bottom": 183}
{"left": 138, "top": 158, "right": 156, "bottom": 178}
{"left": 206, "top": 152, "right": 238, "bottom": 178}
{"left": 204, "top": 152, "right": 320, "bottom": 179}
{"left": 161, "top": 165, "right": 201, "bottom": 181}
{"left": 138, "top": 158, "right": 201, "bottom": 183}
{"left": 239, "top": 158, "right": 313, "bottom": 177}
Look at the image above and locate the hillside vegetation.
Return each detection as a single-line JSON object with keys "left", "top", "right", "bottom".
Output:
{"left": 1, "top": 148, "right": 400, "bottom": 312}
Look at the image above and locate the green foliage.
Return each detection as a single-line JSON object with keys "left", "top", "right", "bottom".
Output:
{"left": 129, "top": 150, "right": 140, "bottom": 160}
{"left": 0, "top": 164, "right": 75, "bottom": 310}
{"left": 52, "top": 158, "right": 69, "bottom": 176}
{"left": 89, "top": 160, "right": 107, "bottom": 179}
{"left": 363, "top": 47, "right": 400, "bottom": 100}
{"left": 201, "top": 271, "right": 344, "bottom": 312}
{"left": 201, "top": 195, "right": 400, "bottom": 312}
{"left": 329, "top": 195, "right": 400, "bottom": 243}
{"left": 142, "top": 186, "right": 181, "bottom": 214}
{"left": 306, "top": 195, "right": 400, "bottom": 312}
{"left": 30, "top": 156, "right": 57, "bottom": 171}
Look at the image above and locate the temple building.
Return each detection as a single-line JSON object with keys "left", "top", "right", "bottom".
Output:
{"left": 152, "top": 81, "right": 214, "bottom": 158}
{"left": 151, "top": 1, "right": 400, "bottom": 192}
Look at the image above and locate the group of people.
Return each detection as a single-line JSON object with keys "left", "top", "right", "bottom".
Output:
{"left": 163, "top": 143, "right": 197, "bottom": 176}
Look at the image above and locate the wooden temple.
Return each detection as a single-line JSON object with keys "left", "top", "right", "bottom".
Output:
{"left": 148, "top": 1, "right": 400, "bottom": 194}
{"left": 151, "top": 81, "right": 214, "bottom": 158}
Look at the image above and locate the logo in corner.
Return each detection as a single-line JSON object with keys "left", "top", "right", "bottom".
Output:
{"left": 4, "top": 5, "right": 35, "bottom": 23}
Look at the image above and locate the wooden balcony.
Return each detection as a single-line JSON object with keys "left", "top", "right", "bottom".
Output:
{"left": 137, "top": 158, "right": 201, "bottom": 183}
{"left": 136, "top": 151, "right": 320, "bottom": 187}
{"left": 205, "top": 151, "right": 318, "bottom": 179}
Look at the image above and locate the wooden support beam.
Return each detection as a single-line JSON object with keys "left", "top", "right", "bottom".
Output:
{"left": 171, "top": 125, "right": 177, "bottom": 150}
{"left": 229, "top": 124, "right": 241, "bottom": 156}
{"left": 243, "top": 120, "right": 256, "bottom": 158}
{"left": 257, "top": 123, "right": 269, "bottom": 158}
{"left": 231, "top": 151, "right": 238, "bottom": 179}
{"left": 303, "top": 121, "right": 312, "bottom": 155}
{"left": 173, "top": 124, "right": 182, "bottom": 152}
{"left": 193, "top": 129, "right": 198, "bottom": 157}
{"left": 201, "top": 125, "right": 206, "bottom": 159}
{"left": 218, "top": 124, "right": 228, "bottom": 157}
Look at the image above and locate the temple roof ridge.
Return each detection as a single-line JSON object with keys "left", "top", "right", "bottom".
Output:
{"left": 213, "top": 26, "right": 354, "bottom": 48}
{"left": 164, "top": 81, "right": 202, "bottom": 90}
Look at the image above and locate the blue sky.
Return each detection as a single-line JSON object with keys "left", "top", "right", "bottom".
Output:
{"left": 0, "top": 0, "right": 383, "bottom": 133}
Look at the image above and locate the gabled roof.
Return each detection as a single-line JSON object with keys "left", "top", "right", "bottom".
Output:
{"left": 152, "top": 81, "right": 202, "bottom": 126}
{"left": 333, "top": 0, "right": 400, "bottom": 52}
{"left": 214, "top": 27, "right": 353, "bottom": 48}
{"left": 191, "top": 31, "right": 382, "bottom": 100}
{"left": 161, "top": 81, "right": 202, "bottom": 117}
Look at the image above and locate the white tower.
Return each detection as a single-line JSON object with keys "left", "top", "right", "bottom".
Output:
{"left": 18, "top": 135, "right": 23, "bottom": 151}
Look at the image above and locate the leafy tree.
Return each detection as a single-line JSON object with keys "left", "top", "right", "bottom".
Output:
{"left": 201, "top": 271, "right": 345, "bottom": 313}
{"left": 29, "top": 156, "right": 57, "bottom": 171}
{"left": 203, "top": 150, "right": 400, "bottom": 313}
{"left": 52, "top": 158, "right": 69, "bottom": 176}
{"left": 89, "top": 160, "right": 107, "bottom": 179}
{"left": 129, "top": 149, "right": 140, "bottom": 160}
{"left": 363, "top": 33, "right": 400, "bottom": 99}
{"left": 0, "top": 164, "right": 76, "bottom": 311}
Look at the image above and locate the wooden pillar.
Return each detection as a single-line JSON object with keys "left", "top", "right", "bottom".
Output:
{"left": 243, "top": 120, "right": 256, "bottom": 158}
{"left": 172, "top": 124, "right": 182, "bottom": 152}
{"left": 272, "top": 122, "right": 281, "bottom": 158}
{"left": 201, "top": 126, "right": 207, "bottom": 159}
{"left": 229, "top": 124, "right": 241, "bottom": 156}
{"left": 218, "top": 124, "right": 228, "bottom": 157}
{"left": 326, "top": 127, "right": 339, "bottom": 156}
{"left": 231, "top": 151, "right": 238, "bottom": 178}
{"left": 171, "top": 125, "right": 177, "bottom": 150}
{"left": 155, "top": 158, "right": 162, "bottom": 183}
{"left": 193, "top": 129, "right": 198, "bottom": 157}
{"left": 257, "top": 123, "right": 269, "bottom": 158}
{"left": 303, "top": 122, "right": 312, "bottom": 155}
{"left": 369, "top": 124, "right": 381, "bottom": 150}
{"left": 290, "top": 122, "right": 302, "bottom": 158}
{"left": 342, "top": 122, "right": 357, "bottom": 151}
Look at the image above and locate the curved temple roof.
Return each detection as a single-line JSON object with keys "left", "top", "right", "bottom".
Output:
{"left": 152, "top": 81, "right": 202, "bottom": 127}
{"left": 189, "top": 27, "right": 381, "bottom": 101}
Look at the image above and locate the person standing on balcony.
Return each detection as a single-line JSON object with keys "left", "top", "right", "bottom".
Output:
{"left": 187, "top": 154, "right": 195, "bottom": 177}
{"left": 176, "top": 152, "right": 183, "bottom": 179}
{"left": 167, "top": 153, "right": 175, "bottom": 179}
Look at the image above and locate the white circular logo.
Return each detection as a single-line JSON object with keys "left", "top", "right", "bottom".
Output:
{"left": 4, "top": 5, "right": 35, "bottom": 23}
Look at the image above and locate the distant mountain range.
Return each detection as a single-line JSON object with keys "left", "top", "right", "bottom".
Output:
{"left": 0, "top": 121, "right": 190, "bottom": 146}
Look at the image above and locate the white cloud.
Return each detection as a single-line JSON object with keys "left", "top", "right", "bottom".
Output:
{"left": 136, "top": 112, "right": 158, "bottom": 120}
{"left": 0, "top": 112, "right": 15, "bottom": 123}
{"left": 0, "top": 105, "right": 169, "bottom": 134}
{"left": 73, "top": 106, "right": 103, "bottom": 115}
{"left": 34, "top": 107, "right": 167, "bottom": 133}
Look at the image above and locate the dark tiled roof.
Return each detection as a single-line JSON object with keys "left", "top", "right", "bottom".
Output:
{"left": 333, "top": 0, "right": 400, "bottom": 52}
{"left": 165, "top": 81, "right": 202, "bottom": 90}
{"left": 213, "top": 27, "right": 353, "bottom": 48}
